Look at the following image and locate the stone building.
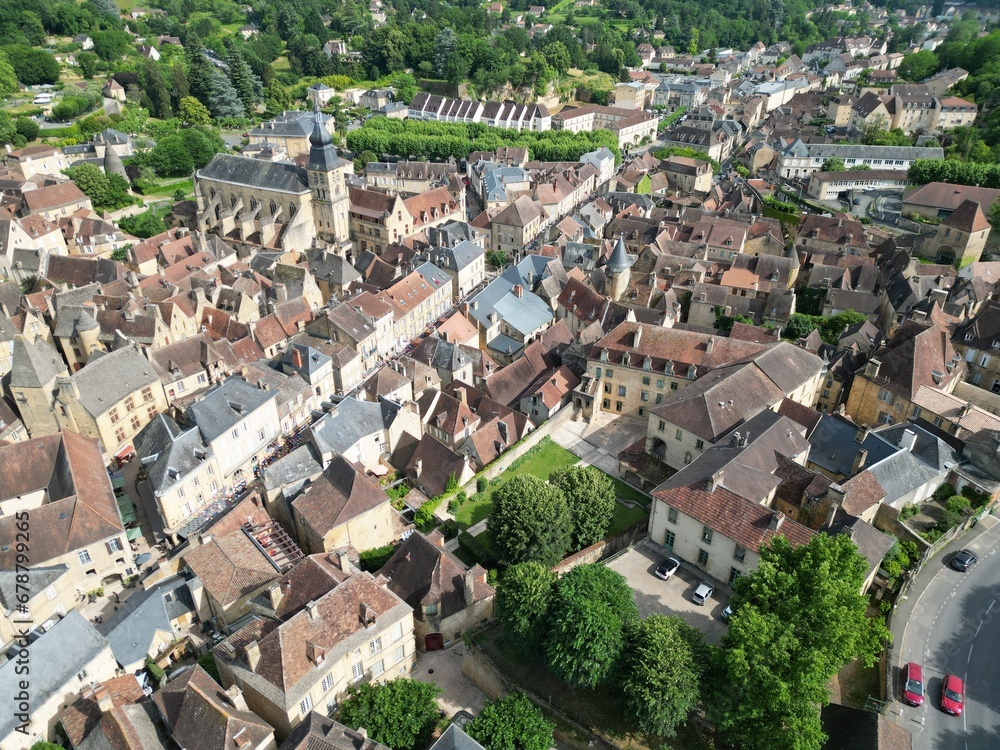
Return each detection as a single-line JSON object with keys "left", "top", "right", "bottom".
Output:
{"left": 195, "top": 106, "right": 351, "bottom": 251}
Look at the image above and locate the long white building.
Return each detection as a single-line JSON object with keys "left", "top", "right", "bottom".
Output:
{"left": 408, "top": 93, "right": 552, "bottom": 131}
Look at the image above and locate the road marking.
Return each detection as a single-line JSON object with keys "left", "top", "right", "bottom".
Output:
{"left": 968, "top": 644, "right": 974, "bottom": 663}
{"left": 975, "top": 622, "right": 983, "bottom": 637}
{"left": 988, "top": 599, "right": 996, "bottom": 615}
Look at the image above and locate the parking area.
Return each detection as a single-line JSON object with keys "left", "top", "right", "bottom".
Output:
{"left": 607, "top": 542, "right": 730, "bottom": 645}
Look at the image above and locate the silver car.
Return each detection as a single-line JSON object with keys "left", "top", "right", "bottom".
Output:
{"left": 692, "top": 582, "right": 715, "bottom": 606}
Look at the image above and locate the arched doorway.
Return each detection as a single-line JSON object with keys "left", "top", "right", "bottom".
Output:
{"left": 650, "top": 438, "right": 667, "bottom": 462}
{"left": 425, "top": 633, "right": 445, "bottom": 651}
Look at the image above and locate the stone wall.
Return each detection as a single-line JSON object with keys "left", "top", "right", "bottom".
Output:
{"left": 553, "top": 517, "right": 649, "bottom": 576}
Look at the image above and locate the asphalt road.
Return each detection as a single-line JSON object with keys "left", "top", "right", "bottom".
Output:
{"left": 893, "top": 514, "right": 1000, "bottom": 750}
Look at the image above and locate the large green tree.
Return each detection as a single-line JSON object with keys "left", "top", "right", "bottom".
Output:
{"left": 489, "top": 475, "right": 572, "bottom": 567}
{"left": 550, "top": 466, "right": 616, "bottom": 551}
{"left": 337, "top": 680, "right": 440, "bottom": 750}
{"left": 468, "top": 693, "right": 554, "bottom": 750}
{"left": 544, "top": 563, "right": 637, "bottom": 688}
{"left": 621, "top": 615, "right": 703, "bottom": 738}
{"left": 714, "top": 535, "right": 890, "bottom": 750}
{"left": 495, "top": 562, "right": 555, "bottom": 650}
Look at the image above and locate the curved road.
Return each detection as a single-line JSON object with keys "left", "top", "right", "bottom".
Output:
{"left": 893, "top": 514, "right": 1000, "bottom": 750}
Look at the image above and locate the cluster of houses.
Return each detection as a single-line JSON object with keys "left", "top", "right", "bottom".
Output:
{"left": 5, "top": 4, "right": 1000, "bottom": 750}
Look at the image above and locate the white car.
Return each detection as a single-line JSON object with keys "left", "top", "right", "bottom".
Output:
{"left": 692, "top": 582, "right": 715, "bottom": 606}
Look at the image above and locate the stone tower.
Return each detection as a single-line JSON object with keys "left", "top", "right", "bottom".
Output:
{"left": 605, "top": 235, "right": 635, "bottom": 302}
{"left": 306, "top": 102, "right": 351, "bottom": 246}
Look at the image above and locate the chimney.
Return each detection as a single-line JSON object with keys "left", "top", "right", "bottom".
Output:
{"left": 225, "top": 685, "right": 249, "bottom": 711}
{"left": 823, "top": 502, "right": 838, "bottom": 530}
{"left": 337, "top": 549, "right": 352, "bottom": 574}
{"left": 854, "top": 427, "right": 869, "bottom": 444}
{"left": 93, "top": 685, "right": 114, "bottom": 713}
{"left": 292, "top": 347, "right": 304, "bottom": 369}
{"left": 357, "top": 729, "right": 369, "bottom": 740}
{"left": 306, "top": 600, "right": 320, "bottom": 621}
{"left": 456, "top": 387, "right": 467, "bottom": 405}
{"left": 267, "top": 583, "right": 284, "bottom": 611}
{"left": 245, "top": 640, "right": 261, "bottom": 672}
{"left": 865, "top": 358, "right": 881, "bottom": 379}
{"left": 633, "top": 326, "right": 642, "bottom": 348}
{"left": 233, "top": 727, "right": 251, "bottom": 748}
{"left": 513, "top": 284, "right": 524, "bottom": 298}
{"left": 960, "top": 402, "right": 972, "bottom": 418}
{"left": 708, "top": 470, "right": 724, "bottom": 492}
{"left": 768, "top": 512, "right": 785, "bottom": 531}
{"left": 275, "top": 282, "right": 288, "bottom": 303}
{"left": 706, "top": 337, "right": 715, "bottom": 353}
{"left": 428, "top": 529, "right": 446, "bottom": 548}
{"left": 463, "top": 568, "right": 477, "bottom": 606}
{"left": 851, "top": 447, "right": 868, "bottom": 474}
{"left": 900, "top": 428, "right": 918, "bottom": 453}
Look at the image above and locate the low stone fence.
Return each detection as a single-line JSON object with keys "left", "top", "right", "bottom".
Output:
{"left": 553, "top": 518, "right": 649, "bottom": 576}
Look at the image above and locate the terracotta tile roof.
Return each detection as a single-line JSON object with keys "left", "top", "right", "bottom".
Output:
{"left": 941, "top": 199, "right": 990, "bottom": 233}
{"left": 22, "top": 182, "right": 90, "bottom": 213}
{"left": 153, "top": 665, "right": 274, "bottom": 750}
{"left": 214, "top": 573, "right": 411, "bottom": 695}
{"left": 840, "top": 470, "right": 887, "bottom": 516}
{"left": 653, "top": 480, "right": 814, "bottom": 550}
{"left": 379, "top": 532, "right": 493, "bottom": 621}
{"left": 0, "top": 431, "right": 124, "bottom": 568}
{"left": 871, "top": 320, "right": 964, "bottom": 400}
{"left": 403, "top": 186, "right": 460, "bottom": 229}
{"left": 61, "top": 675, "right": 145, "bottom": 747}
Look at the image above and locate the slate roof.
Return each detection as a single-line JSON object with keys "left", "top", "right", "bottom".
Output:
{"left": 310, "top": 397, "right": 392, "bottom": 456}
{"left": 99, "top": 576, "right": 195, "bottom": 668}
{"left": 291, "top": 456, "right": 391, "bottom": 539}
{"left": 807, "top": 415, "right": 898, "bottom": 479}
{"left": 187, "top": 376, "right": 277, "bottom": 444}
{"left": 9, "top": 334, "right": 67, "bottom": 387}
{"left": 430, "top": 725, "right": 489, "bottom": 750}
{"left": 0, "top": 564, "right": 69, "bottom": 614}
{"left": 0, "top": 612, "right": 110, "bottom": 742}
{"left": 865, "top": 424, "right": 960, "bottom": 503}
{"left": 153, "top": 664, "right": 274, "bottom": 750}
{"left": 197, "top": 154, "right": 309, "bottom": 195}
{"left": 134, "top": 414, "right": 212, "bottom": 495}
{"left": 70, "top": 345, "right": 159, "bottom": 418}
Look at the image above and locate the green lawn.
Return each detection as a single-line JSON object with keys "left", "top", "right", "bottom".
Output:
{"left": 142, "top": 177, "right": 193, "bottom": 197}
{"left": 454, "top": 439, "right": 580, "bottom": 528}
{"left": 608, "top": 502, "right": 646, "bottom": 536}
{"left": 610, "top": 478, "right": 651, "bottom": 507}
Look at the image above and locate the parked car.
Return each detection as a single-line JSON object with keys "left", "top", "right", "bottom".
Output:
{"left": 940, "top": 674, "right": 965, "bottom": 716}
{"left": 654, "top": 557, "right": 681, "bottom": 580}
{"left": 853, "top": 197, "right": 862, "bottom": 205}
{"left": 692, "top": 582, "right": 714, "bottom": 606}
{"left": 901, "top": 662, "right": 924, "bottom": 707}
{"left": 721, "top": 604, "right": 733, "bottom": 622}
{"left": 950, "top": 549, "right": 978, "bottom": 572}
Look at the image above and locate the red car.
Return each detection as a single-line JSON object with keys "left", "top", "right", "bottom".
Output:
{"left": 940, "top": 674, "right": 965, "bottom": 716}
{"left": 901, "top": 663, "right": 924, "bottom": 707}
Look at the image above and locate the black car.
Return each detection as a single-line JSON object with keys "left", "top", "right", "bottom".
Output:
{"left": 950, "top": 549, "right": 978, "bottom": 572}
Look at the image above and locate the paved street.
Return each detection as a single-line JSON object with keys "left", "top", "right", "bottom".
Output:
{"left": 549, "top": 412, "right": 646, "bottom": 475}
{"left": 891, "top": 514, "right": 1000, "bottom": 750}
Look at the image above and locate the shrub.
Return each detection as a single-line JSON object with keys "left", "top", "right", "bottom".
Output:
{"left": 899, "top": 504, "right": 920, "bottom": 521}
{"left": 961, "top": 485, "right": 991, "bottom": 509}
{"left": 359, "top": 543, "right": 398, "bottom": 572}
{"left": 144, "top": 656, "right": 165, "bottom": 683}
{"left": 933, "top": 483, "right": 955, "bottom": 502}
{"left": 441, "top": 519, "right": 460, "bottom": 540}
{"left": 944, "top": 495, "right": 971, "bottom": 515}
{"left": 477, "top": 477, "right": 488, "bottom": 493}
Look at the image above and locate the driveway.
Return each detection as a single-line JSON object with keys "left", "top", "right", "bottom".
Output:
{"left": 550, "top": 412, "right": 646, "bottom": 476}
{"left": 411, "top": 642, "right": 488, "bottom": 720}
{"left": 607, "top": 542, "right": 730, "bottom": 645}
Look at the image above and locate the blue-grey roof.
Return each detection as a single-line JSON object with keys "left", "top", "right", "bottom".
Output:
{"left": 430, "top": 240, "right": 483, "bottom": 272}
{"left": 430, "top": 725, "right": 487, "bottom": 750}
{"left": 99, "top": 577, "right": 195, "bottom": 669}
{"left": 0, "top": 611, "right": 109, "bottom": 740}
{"left": 0, "top": 565, "right": 69, "bottom": 613}
{"left": 249, "top": 110, "right": 331, "bottom": 139}
{"left": 72, "top": 345, "right": 159, "bottom": 418}
{"left": 865, "top": 424, "right": 960, "bottom": 504}
{"left": 282, "top": 343, "right": 332, "bottom": 380}
{"left": 486, "top": 332, "right": 523, "bottom": 357}
{"left": 197, "top": 153, "right": 309, "bottom": 195}
{"left": 466, "top": 254, "right": 555, "bottom": 329}
{"left": 492, "top": 289, "right": 552, "bottom": 336}
{"left": 310, "top": 397, "right": 389, "bottom": 455}
{"left": 415, "top": 261, "right": 452, "bottom": 292}
{"left": 134, "top": 413, "right": 213, "bottom": 495}
{"left": 482, "top": 165, "right": 527, "bottom": 203}
{"left": 807, "top": 415, "right": 897, "bottom": 478}
{"left": 187, "top": 376, "right": 277, "bottom": 443}
{"left": 262, "top": 444, "right": 322, "bottom": 492}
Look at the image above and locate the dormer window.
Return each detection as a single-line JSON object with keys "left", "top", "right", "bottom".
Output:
{"left": 643, "top": 356, "right": 652, "bottom": 371}
{"left": 600, "top": 349, "right": 609, "bottom": 362}
{"left": 966, "top": 333, "right": 974, "bottom": 341}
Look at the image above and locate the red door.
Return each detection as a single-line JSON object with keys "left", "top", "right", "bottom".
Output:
{"left": 425, "top": 633, "right": 445, "bottom": 651}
